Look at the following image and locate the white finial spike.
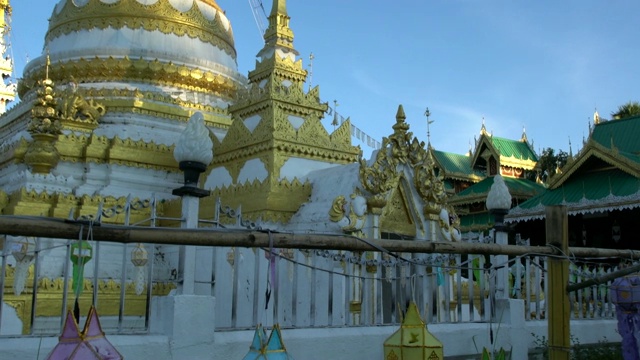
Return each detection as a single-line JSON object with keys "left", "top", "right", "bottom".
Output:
{"left": 308, "top": 52, "right": 314, "bottom": 91}
{"left": 425, "top": 107, "right": 434, "bottom": 145}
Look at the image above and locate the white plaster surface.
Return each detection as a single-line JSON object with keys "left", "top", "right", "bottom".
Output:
{"left": 205, "top": 166, "right": 233, "bottom": 189}
{"left": 243, "top": 114, "right": 262, "bottom": 133}
{"left": 286, "top": 163, "right": 363, "bottom": 233}
{"left": 279, "top": 157, "right": 342, "bottom": 182}
{"left": 237, "top": 158, "right": 269, "bottom": 184}
{"left": 0, "top": 317, "right": 621, "bottom": 360}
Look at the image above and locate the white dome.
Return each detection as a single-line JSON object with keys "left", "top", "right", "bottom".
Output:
{"left": 20, "top": 0, "right": 243, "bottom": 101}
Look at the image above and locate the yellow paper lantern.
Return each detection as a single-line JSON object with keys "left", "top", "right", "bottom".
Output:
{"left": 383, "top": 302, "right": 444, "bottom": 360}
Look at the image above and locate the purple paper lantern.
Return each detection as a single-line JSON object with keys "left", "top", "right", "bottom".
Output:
{"left": 46, "top": 306, "right": 123, "bottom": 360}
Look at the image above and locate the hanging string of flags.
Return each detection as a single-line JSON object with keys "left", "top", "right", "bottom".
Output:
{"left": 326, "top": 104, "right": 382, "bottom": 150}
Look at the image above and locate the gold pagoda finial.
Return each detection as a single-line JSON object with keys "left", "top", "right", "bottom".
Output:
{"left": 396, "top": 104, "right": 406, "bottom": 122}
{"left": 391, "top": 104, "right": 409, "bottom": 137}
{"left": 28, "top": 60, "right": 60, "bottom": 135}
{"left": 45, "top": 53, "right": 50, "bottom": 80}
{"left": 262, "top": 0, "right": 295, "bottom": 52}
{"left": 270, "top": 0, "right": 287, "bottom": 17}
{"left": 521, "top": 125, "right": 528, "bottom": 142}
{"left": 593, "top": 108, "right": 600, "bottom": 124}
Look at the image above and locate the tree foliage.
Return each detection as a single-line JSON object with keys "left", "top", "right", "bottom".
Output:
{"left": 529, "top": 147, "right": 568, "bottom": 183}
{"left": 611, "top": 101, "right": 640, "bottom": 120}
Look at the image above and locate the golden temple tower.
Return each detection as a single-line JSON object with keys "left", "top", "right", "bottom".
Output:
{"left": 207, "top": 0, "right": 360, "bottom": 224}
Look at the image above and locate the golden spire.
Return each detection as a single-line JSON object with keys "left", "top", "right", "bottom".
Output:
{"left": 262, "top": 0, "right": 296, "bottom": 53}
{"left": 28, "top": 54, "right": 60, "bottom": 135}
{"left": 270, "top": 0, "right": 287, "bottom": 17}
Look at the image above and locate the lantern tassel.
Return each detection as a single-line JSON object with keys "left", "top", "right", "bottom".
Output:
{"left": 73, "top": 298, "right": 80, "bottom": 324}
{"left": 134, "top": 265, "right": 146, "bottom": 295}
{"left": 72, "top": 262, "right": 85, "bottom": 298}
{"left": 13, "top": 259, "right": 31, "bottom": 295}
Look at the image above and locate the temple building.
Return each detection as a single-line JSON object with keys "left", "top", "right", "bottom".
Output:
{"left": 431, "top": 123, "right": 544, "bottom": 235}
{"left": 0, "top": 0, "right": 459, "bottom": 340}
{"left": 0, "top": 1, "right": 632, "bottom": 358}
{"left": 508, "top": 114, "right": 640, "bottom": 249}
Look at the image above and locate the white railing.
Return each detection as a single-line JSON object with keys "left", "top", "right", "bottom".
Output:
{"left": 0, "top": 197, "right": 621, "bottom": 337}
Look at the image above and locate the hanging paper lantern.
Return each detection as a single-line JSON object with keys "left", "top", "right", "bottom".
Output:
{"left": 609, "top": 274, "right": 640, "bottom": 358}
{"left": 9, "top": 236, "right": 36, "bottom": 295}
{"left": 610, "top": 275, "right": 640, "bottom": 309}
{"left": 242, "top": 324, "right": 295, "bottom": 359}
{"left": 130, "top": 243, "right": 148, "bottom": 295}
{"left": 70, "top": 241, "right": 93, "bottom": 297}
{"left": 242, "top": 324, "right": 268, "bottom": 360}
{"left": 46, "top": 306, "right": 123, "bottom": 360}
{"left": 383, "top": 302, "right": 444, "bottom": 360}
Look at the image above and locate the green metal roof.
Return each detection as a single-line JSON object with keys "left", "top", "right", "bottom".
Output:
{"left": 591, "top": 115, "right": 640, "bottom": 160}
{"left": 490, "top": 136, "right": 538, "bottom": 162}
{"left": 514, "top": 169, "right": 640, "bottom": 210}
{"left": 432, "top": 150, "right": 473, "bottom": 174}
{"left": 453, "top": 176, "right": 545, "bottom": 201}
{"left": 459, "top": 212, "right": 493, "bottom": 231}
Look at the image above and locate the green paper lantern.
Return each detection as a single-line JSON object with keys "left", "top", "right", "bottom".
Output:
{"left": 70, "top": 241, "right": 93, "bottom": 297}
{"left": 383, "top": 302, "right": 444, "bottom": 360}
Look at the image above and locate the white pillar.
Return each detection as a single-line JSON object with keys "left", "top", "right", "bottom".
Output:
{"left": 179, "top": 195, "right": 199, "bottom": 295}
{"left": 495, "top": 230, "right": 509, "bottom": 300}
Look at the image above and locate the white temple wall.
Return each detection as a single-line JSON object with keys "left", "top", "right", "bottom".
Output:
{"left": 280, "top": 157, "right": 341, "bottom": 182}
{"left": 0, "top": 317, "right": 620, "bottom": 359}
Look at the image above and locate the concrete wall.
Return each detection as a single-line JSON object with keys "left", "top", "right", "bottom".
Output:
{"left": 0, "top": 298, "right": 621, "bottom": 360}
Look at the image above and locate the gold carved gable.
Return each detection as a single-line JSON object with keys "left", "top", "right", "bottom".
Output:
{"left": 380, "top": 183, "right": 417, "bottom": 238}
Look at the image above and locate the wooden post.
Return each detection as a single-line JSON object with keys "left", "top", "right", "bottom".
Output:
{"left": 546, "top": 206, "right": 570, "bottom": 360}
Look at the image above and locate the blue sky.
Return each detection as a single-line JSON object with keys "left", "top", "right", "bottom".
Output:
{"left": 8, "top": 1, "right": 640, "bottom": 158}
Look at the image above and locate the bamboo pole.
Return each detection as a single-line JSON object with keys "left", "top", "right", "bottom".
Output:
{"left": 0, "top": 215, "right": 639, "bottom": 259}
{"left": 566, "top": 262, "right": 640, "bottom": 293}
{"left": 546, "top": 206, "right": 570, "bottom": 360}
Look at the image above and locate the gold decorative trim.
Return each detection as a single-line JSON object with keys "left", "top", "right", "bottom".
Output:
{"left": 1, "top": 189, "right": 155, "bottom": 224}
{"left": 499, "top": 156, "right": 537, "bottom": 170}
{"left": 57, "top": 82, "right": 106, "bottom": 131}
{"left": 215, "top": 96, "right": 359, "bottom": 166}
{"left": 205, "top": 177, "right": 312, "bottom": 224}
{"left": 380, "top": 180, "right": 418, "bottom": 237}
{"left": 46, "top": 0, "right": 235, "bottom": 57}
{"left": 359, "top": 105, "right": 449, "bottom": 219}
{"left": 548, "top": 139, "right": 640, "bottom": 189}
{"left": 3, "top": 264, "right": 174, "bottom": 334}
{"left": 3, "top": 188, "right": 55, "bottom": 217}
{"left": 21, "top": 57, "right": 240, "bottom": 99}
{"left": 24, "top": 133, "right": 60, "bottom": 174}
{"left": 51, "top": 133, "right": 179, "bottom": 172}
{"left": 23, "top": 87, "right": 231, "bottom": 123}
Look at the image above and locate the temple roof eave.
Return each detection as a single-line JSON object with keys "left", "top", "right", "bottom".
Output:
{"left": 506, "top": 190, "right": 640, "bottom": 223}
